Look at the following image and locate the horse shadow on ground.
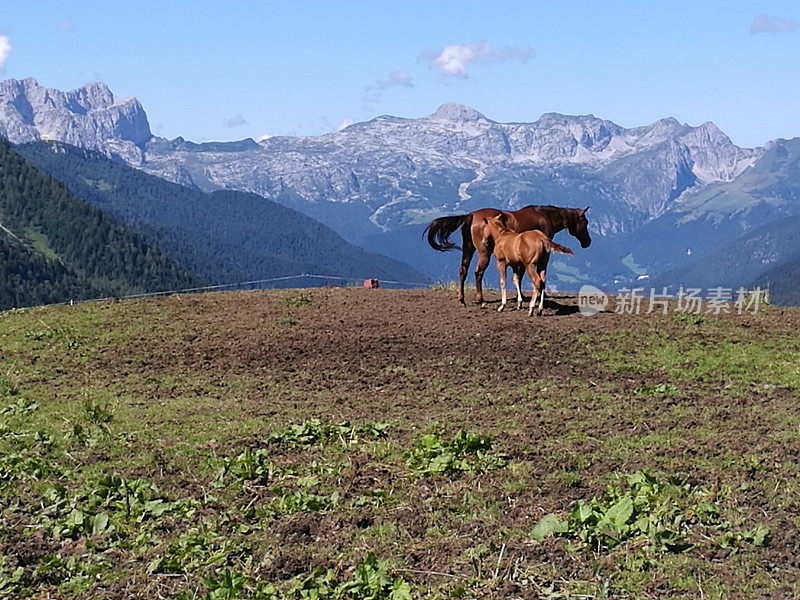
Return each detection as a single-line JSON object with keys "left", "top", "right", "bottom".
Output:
{"left": 478, "top": 295, "right": 581, "bottom": 316}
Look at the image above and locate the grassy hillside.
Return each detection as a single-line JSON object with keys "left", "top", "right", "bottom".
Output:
{"left": 1, "top": 289, "right": 799, "bottom": 599}
{"left": 13, "top": 142, "right": 428, "bottom": 286}
{"left": 0, "top": 140, "right": 202, "bottom": 310}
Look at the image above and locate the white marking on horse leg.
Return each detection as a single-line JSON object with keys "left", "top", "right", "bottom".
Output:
{"left": 513, "top": 271, "right": 523, "bottom": 309}
{"left": 527, "top": 268, "right": 540, "bottom": 316}
{"left": 498, "top": 265, "right": 507, "bottom": 311}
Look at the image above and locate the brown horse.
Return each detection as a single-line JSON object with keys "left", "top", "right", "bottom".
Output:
{"left": 483, "top": 214, "right": 573, "bottom": 316}
{"left": 425, "top": 205, "right": 591, "bottom": 304}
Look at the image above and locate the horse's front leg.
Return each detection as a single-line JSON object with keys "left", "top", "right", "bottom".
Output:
{"left": 496, "top": 261, "right": 508, "bottom": 312}
{"left": 474, "top": 245, "right": 491, "bottom": 305}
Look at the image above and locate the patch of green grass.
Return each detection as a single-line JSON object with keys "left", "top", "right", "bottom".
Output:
{"left": 405, "top": 430, "right": 507, "bottom": 477}
{"left": 634, "top": 382, "right": 679, "bottom": 396}
{"left": 22, "top": 227, "right": 59, "bottom": 261}
{"left": 82, "top": 178, "right": 114, "bottom": 192}
{"left": 281, "top": 293, "right": 313, "bottom": 307}
{"left": 583, "top": 324, "right": 800, "bottom": 390}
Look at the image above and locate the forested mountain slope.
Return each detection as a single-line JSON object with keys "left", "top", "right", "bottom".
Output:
{"left": 15, "top": 142, "right": 428, "bottom": 286}
{"left": 0, "top": 140, "right": 201, "bottom": 309}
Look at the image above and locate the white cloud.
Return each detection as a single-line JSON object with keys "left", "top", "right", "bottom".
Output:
{"left": 362, "top": 70, "right": 414, "bottom": 105}
{"left": 0, "top": 36, "right": 11, "bottom": 70}
{"left": 424, "top": 41, "right": 533, "bottom": 78}
{"left": 256, "top": 133, "right": 272, "bottom": 142}
{"left": 58, "top": 19, "right": 74, "bottom": 31}
{"left": 336, "top": 118, "right": 355, "bottom": 131}
{"left": 223, "top": 113, "right": 249, "bottom": 128}
{"left": 388, "top": 70, "right": 411, "bottom": 86}
{"left": 751, "top": 15, "right": 798, "bottom": 33}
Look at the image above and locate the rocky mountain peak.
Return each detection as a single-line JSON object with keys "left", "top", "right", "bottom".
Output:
{"left": 0, "top": 78, "right": 152, "bottom": 164}
{"left": 430, "top": 103, "right": 488, "bottom": 123}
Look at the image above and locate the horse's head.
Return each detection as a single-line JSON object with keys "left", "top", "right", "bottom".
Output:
{"left": 483, "top": 213, "right": 510, "bottom": 234}
{"left": 569, "top": 207, "right": 592, "bottom": 248}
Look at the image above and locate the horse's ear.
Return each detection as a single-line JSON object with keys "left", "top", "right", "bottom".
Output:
{"left": 581, "top": 206, "right": 589, "bottom": 215}
{"left": 495, "top": 213, "right": 507, "bottom": 226}
{"left": 482, "top": 217, "right": 488, "bottom": 224}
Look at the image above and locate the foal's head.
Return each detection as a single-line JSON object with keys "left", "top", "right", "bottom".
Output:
{"left": 568, "top": 207, "right": 592, "bottom": 248}
{"left": 483, "top": 213, "right": 511, "bottom": 235}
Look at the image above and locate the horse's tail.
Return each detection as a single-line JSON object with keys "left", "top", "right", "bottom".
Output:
{"left": 424, "top": 214, "right": 471, "bottom": 252}
{"left": 545, "top": 239, "right": 574, "bottom": 256}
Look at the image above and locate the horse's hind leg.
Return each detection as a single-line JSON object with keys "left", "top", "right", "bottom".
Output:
{"left": 458, "top": 245, "right": 475, "bottom": 306}
{"left": 537, "top": 254, "right": 550, "bottom": 315}
{"left": 512, "top": 266, "right": 524, "bottom": 309}
{"left": 538, "top": 268, "right": 547, "bottom": 315}
{"left": 526, "top": 265, "right": 542, "bottom": 316}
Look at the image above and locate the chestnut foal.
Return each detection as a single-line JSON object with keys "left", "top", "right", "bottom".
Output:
{"left": 483, "top": 214, "right": 573, "bottom": 316}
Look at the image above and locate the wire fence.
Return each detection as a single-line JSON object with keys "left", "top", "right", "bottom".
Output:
{"left": 3, "top": 274, "right": 763, "bottom": 315}
{"left": 0, "top": 273, "right": 433, "bottom": 314}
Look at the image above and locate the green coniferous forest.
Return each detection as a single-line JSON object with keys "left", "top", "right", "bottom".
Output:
{"left": 14, "top": 141, "right": 428, "bottom": 286}
{"left": 0, "top": 140, "right": 202, "bottom": 310}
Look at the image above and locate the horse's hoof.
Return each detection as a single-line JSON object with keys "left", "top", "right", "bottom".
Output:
{"left": 497, "top": 305, "right": 505, "bottom": 312}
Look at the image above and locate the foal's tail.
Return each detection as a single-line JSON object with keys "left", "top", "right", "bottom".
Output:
{"left": 424, "top": 214, "right": 471, "bottom": 251}
{"left": 545, "top": 239, "right": 574, "bottom": 256}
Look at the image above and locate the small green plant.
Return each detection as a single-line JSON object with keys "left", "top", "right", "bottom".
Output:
{"left": 214, "top": 447, "right": 275, "bottom": 487}
{"left": 83, "top": 398, "right": 114, "bottom": 424}
{"left": 354, "top": 488, "right": 390, "bottom": 507}
{"left": 276, "top": 316, "right": 297, "bottom": 327}
{"left": 267, "top": 476, "right": 339, "bottom": 517}
{"left": 204, "top": 568, "right": 247, "bottom": 600}
{"left": 267, "top": 419, "right": 390, "bottom": 447}
{"left": 0, "top": 376, "right": 21, "bottom": 399}
{"left": 40, "top": 475, "right": 195, "bottom": 540}
{"left": 0, "top": 399, "right": 57, "bottom": 487}
{"left": 673, "top": 313, "right": 704, "bottom": 325}
{"left": 284, "top": 554, "right": 410, "bottom": 600}
{"left": 531, "top": 471, "right": 770, "bottom": 555}
{"left": 199, "top": 567, "right": 279, "bottom": 599}
{"left": 282, "top": 293, "right": 313, "bottom": 307}
{"left": 634, "top": 382, "right": 679, "bottom": 396}
{"left": 405, "top": 430, "right": 507, "bottom": 477}
{"left": 23, "top": 325, "right": 79, "bottom": 348}
{"left": 1, "top": 397, "right": 37, "bottom": 416}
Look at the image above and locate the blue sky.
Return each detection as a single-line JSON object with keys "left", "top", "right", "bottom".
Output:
{"left": 1, "top": 1, "right": 799, "bottom": 147}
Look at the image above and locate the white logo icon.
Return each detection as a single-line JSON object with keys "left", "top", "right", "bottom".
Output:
{"left": 578, "top": 284, "right": 608, "bottom": 316}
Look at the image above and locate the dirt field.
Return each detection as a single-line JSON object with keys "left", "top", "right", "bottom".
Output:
{"left": 1, "top": 288, "right": 799, "bottom": 599}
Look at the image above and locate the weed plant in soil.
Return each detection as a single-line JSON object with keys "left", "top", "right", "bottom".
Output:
{"left": 1, "top": 288, "right": 799, "bottom": 599}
